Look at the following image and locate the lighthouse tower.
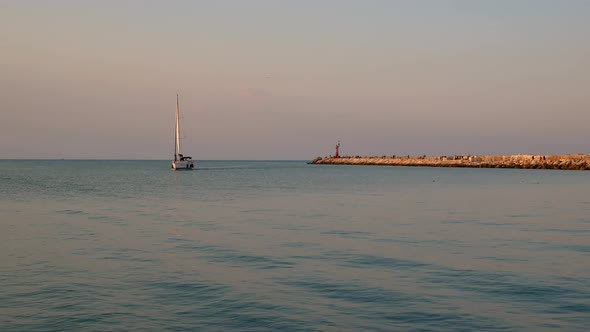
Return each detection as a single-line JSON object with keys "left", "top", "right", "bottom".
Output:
{"left": 334, "top": 140, "right": 340, "bottom": 158}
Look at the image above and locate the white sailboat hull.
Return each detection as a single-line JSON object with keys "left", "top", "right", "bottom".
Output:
{"left": 172, "top": 160, "right": 194, "bottom": 170}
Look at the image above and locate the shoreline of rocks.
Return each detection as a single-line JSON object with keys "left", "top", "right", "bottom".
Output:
{"left": 309, "top": 154, "right": 590, "bottom": 170}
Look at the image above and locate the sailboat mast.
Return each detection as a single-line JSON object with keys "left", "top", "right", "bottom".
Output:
{"left": 176, "top": 94, "right": 182, "bottom": 156}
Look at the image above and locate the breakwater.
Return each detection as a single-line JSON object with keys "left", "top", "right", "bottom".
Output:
{"left": 309, "top": 154, "right": 590, "bottom": 170}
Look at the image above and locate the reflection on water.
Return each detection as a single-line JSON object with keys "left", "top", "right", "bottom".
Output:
{"left": 1, "top": 160, "right": 589, "bottom": 331}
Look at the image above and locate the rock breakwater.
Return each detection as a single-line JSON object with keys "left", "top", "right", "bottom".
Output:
{"left": 309, "top": 154, "right": 590, "bottom": 170}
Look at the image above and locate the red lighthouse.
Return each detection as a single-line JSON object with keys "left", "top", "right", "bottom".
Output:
{"left": 334, "top": 140, "right": 340, "bottom": 158}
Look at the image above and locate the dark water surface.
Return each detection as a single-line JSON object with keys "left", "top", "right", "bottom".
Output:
{"left": 1, "top": 160, "right": 589, "bottom": 331}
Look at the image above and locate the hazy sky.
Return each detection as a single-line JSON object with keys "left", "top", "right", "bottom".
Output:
{"left": 1, "top": 0, "right": 589, "bottom": 159}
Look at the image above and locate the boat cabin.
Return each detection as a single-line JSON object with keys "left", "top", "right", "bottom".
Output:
{"left": 178, "top": 154, "right": 192, "bottom": 161}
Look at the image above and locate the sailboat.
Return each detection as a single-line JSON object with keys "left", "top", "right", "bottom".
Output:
{"left": 172, "top": 94, "right": 195, "bottom": 170}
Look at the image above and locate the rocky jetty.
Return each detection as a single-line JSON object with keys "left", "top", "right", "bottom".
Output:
{"left": 309, "top": 154, "right": 590, "bottom": 171}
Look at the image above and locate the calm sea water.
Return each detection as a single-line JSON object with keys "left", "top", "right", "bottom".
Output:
{"left": 1, "top": 160, "right": 589, "bottom": 331}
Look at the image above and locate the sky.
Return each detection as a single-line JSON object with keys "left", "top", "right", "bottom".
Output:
{"left": 1, "top": 0, "right": 589, "bottom": 160}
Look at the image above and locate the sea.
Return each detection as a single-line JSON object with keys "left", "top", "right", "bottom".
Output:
{"left": 1, "top": 160, "right": 589, "bottom": 331}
